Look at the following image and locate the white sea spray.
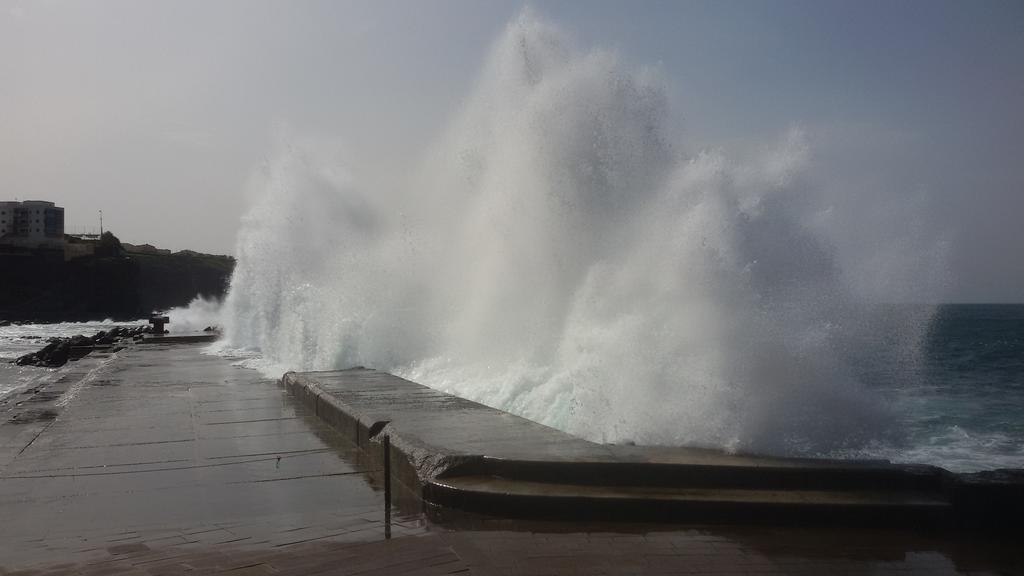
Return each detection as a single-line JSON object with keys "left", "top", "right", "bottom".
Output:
{"left": 218, "top": 11, "right": 943, "bottom": 458}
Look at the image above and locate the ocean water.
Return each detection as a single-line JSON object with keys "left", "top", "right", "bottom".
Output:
{"left": 876, "top": 304, "right": 1024, "bottom": 472}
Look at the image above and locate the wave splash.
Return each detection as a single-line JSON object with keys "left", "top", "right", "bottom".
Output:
{"left": 220, "top": 11, "right": 938, "bottom": 457}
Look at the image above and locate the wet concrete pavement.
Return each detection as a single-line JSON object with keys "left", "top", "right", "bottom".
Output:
{"left": 1, "top": 344, "right": 412, "bottom": 571}
{"left": 1, "top": 344, "right": 1021, "bottom": 575}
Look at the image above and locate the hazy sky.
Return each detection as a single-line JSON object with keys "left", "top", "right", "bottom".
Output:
{"left": 2, "top": 0, "right": 1022, "bottom": 302}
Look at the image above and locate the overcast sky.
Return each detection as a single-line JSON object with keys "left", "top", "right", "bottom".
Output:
{"left": 2, "top": 0, "right": 1022, "bottom": 302}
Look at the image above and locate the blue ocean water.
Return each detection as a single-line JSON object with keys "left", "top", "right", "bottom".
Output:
{"left": 863, "top": 304, "right": 1024, "bottom": 472}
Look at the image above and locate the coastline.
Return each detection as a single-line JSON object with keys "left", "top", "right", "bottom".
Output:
{"left": 1, "top": 340, "right": 1021, "bottom": 575}
{"left": 0, "top": 239, "right": 233, "bottom": 323}
{"left": 0, "top": 321, "right": 147, "bottom": 400}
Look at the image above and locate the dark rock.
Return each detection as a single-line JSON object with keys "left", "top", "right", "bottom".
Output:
{"left": 12, "top": 325, "right": 145, "bottom": 368}
{"left": 49, "top": 342, "right": 71, "bottom": 366}
{"left": 93, "top": 329, "right": 117, "bottom": 345}
{"left": 68, "top": 335, "right": 92, "bottom": 348}
{"left": 20, "top": 340, "right": 72, "bottom": 367}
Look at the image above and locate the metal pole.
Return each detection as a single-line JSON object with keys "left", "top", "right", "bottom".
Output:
{"left": 99, "top": 210, "right": 103, "bottom": 236}
{"left": 383, "top": 435, "right": 392, "bottom": 539}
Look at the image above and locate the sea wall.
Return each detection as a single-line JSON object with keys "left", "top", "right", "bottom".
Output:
{"left": 282, "top": 368, "right": 1024, "bottom": 532}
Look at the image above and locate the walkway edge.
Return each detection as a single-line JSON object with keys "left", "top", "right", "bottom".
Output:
{"left": 281, "top": 369, "right": 1024, "bottom": 532}
{"left": 282, "top": 371, "right": 480, "bottom": 492}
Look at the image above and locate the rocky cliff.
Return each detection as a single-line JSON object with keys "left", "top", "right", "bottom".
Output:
{"left": 0, "top": 233, "right": 234, "bottom": 322}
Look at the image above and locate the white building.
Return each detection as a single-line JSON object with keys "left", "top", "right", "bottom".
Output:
{"left": 0, "top": 200, "right": 65, "bottom": 248}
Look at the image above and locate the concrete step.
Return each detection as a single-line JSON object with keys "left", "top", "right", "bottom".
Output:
{"left": 452, "top": 456, "right": 950, "bottom": 494}
{"left": 425, "top": 475, "right": 953, "bottom": 526}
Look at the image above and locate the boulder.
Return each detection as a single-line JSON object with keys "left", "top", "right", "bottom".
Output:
{"left": 12, "top": 325, "right": 146, "bottom": 368}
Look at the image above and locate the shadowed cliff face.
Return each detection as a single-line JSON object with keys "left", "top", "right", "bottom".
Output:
{"left": 134, "top": 251, "right": 234, "bottom": 313}
{"left": 0, "top": 242, "right": 234, "bottom": 322}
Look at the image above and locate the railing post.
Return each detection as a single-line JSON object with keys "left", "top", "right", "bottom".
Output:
{"left": 383, "top": 434, "right": 391, "bottom": 539}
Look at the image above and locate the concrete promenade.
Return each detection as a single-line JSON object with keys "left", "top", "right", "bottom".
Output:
{"left": 282, "top": 370, "right": 1021, "bottom": 529}
{"left": 1, "top": 344, "right": 1020, "bottom": 574}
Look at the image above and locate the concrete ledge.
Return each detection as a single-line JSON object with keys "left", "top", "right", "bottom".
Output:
{"left": 282, "top": 369, "right": 1023, "bottom": 531}
{"left": 282, "top": 369, "right": 482, "bottom": 498}
{"left": 139, "top": 334, "right": 219, "bottom": 344}
{"left": 423, "top": 478, "right": 952, "bottom": 527}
